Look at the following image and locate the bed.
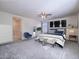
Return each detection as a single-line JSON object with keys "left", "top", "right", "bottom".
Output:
{"left": 37, "top": 29, "right": 66, "bottom": 47}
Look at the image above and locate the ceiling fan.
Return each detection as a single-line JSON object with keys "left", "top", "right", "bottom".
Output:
{"left": 38, "top": 12, "right": 52, "bottom": 19}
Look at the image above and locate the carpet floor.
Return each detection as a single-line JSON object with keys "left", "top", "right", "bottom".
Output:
{"left": 0, "top": 39, "right": 79, "bottom": 59}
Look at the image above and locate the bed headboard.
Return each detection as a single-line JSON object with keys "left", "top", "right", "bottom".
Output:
{"left": 48, "top": 28, "right": 66, "bottom": 35}
{"left": 56, "top": 28, "right": 66, "bottom": 35}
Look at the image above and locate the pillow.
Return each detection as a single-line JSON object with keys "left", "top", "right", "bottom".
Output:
{"left": 49, "top": 29, "right": 57, "bottom": 34}
{"left": 55, "top": 31, "right": 64, "bottom": 35}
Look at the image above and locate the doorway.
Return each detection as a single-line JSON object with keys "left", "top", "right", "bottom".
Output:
{"left": 13, "top": 16, "right": 22, "bottom": 42}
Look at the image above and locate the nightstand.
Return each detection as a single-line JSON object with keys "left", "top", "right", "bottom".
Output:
{"left": 69, "top": 35, "right": 77, "bottom": 41}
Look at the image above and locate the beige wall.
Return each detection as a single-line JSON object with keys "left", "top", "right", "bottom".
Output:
{"left": 21, "top": 17, "right": 40, "bottom": 39}
{"left": 42, "top": 13, "right": 79, "bottom": 43}
{"left": 0, "top": 12, "right": 13, "bottom": 44}
{"left": 49, "top": 14, "right": 78, "bottom": 29}
{"left": 0, "top": 11, "right": 40, "bottom": 44}
{"left": 0, "top": 11, "right": 79, "bottom": 44}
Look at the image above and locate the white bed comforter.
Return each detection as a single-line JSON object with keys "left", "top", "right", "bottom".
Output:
{"left": 37, "top": 34, "right": 66, "bottom": 47}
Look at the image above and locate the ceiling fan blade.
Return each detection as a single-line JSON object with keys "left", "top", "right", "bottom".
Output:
{"left": 47, "top": 14, "right": 52, "bottom": 16}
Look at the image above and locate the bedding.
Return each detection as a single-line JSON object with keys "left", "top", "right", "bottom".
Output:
{"left": 55, "top": 31, "right": 64, "bottom": 35}
{"left": 52, "top": 31, "right": 66, "bottom": 39}
{"left": 37, "top": 33, "right": 66, "bottom": 47}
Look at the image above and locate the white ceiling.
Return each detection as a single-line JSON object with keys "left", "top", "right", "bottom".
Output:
{"left": 0, "top": 0, "right": 79, "bottom": 19}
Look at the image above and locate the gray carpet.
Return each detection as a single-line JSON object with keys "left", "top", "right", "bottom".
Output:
{"left": 0, "top": 39, "right": 79, "bottom": 59}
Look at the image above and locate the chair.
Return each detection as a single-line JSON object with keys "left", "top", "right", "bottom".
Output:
{"left": 24, "top": 32, "right": 32, "bottom": 39}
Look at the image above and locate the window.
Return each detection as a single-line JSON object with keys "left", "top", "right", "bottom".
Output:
{"left": 54, "top": 21, "right": 60, "bottom": 27}
{"left": 61, "top": 20, "right": 66, "bottom": 27}
{"left": 49, "top": 20, "right": 66, "bottom": 28}
{"left": 50, "top": 21, "right": 53, "bottom": 27}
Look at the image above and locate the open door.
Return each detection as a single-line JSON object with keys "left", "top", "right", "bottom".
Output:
{"left": 13, "top": 16, "right": 22, "bottom": 42}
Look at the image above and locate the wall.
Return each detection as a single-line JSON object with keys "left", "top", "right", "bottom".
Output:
{"left": 0, "top": 11, "right": 40, "bottom": 44}
{"left": 48, "top": 14, "right": 78, "bottom": 29}
{"left": 0, "top": 11, "right": 78, "bottom": 44}
{"left": 0, "top": 12, "right": 13, "bottom": 44}
{"left": 46, "top": 14, "right": 78, "bottom": 40}
{"left": 0, "top": 25, "right": 12, "bottom": 44}
{"left": 42, "top": 13, "right": 79, "bottom": 43}
{"left": 22, "top": 17, "right": 40, "bottom": 39}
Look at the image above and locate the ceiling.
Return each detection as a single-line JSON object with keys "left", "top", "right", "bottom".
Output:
{"left": 0, "top": 0, "right": 79, "bottom": 19}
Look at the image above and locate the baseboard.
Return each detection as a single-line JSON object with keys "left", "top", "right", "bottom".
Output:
{"left": 0, "top": 39, "right": 32, "bottom": 46}
{"left": 0, "top": 41, "right": 14, "bottom": 46}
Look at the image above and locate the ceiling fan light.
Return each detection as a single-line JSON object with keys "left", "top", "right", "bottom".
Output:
{"left": 41, "top": 15, "right": 46, "bottom": 19}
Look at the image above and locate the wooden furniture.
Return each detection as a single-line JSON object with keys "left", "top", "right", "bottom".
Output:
{"left": 69, "top": 35, "right": 77, "bottom": 41}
